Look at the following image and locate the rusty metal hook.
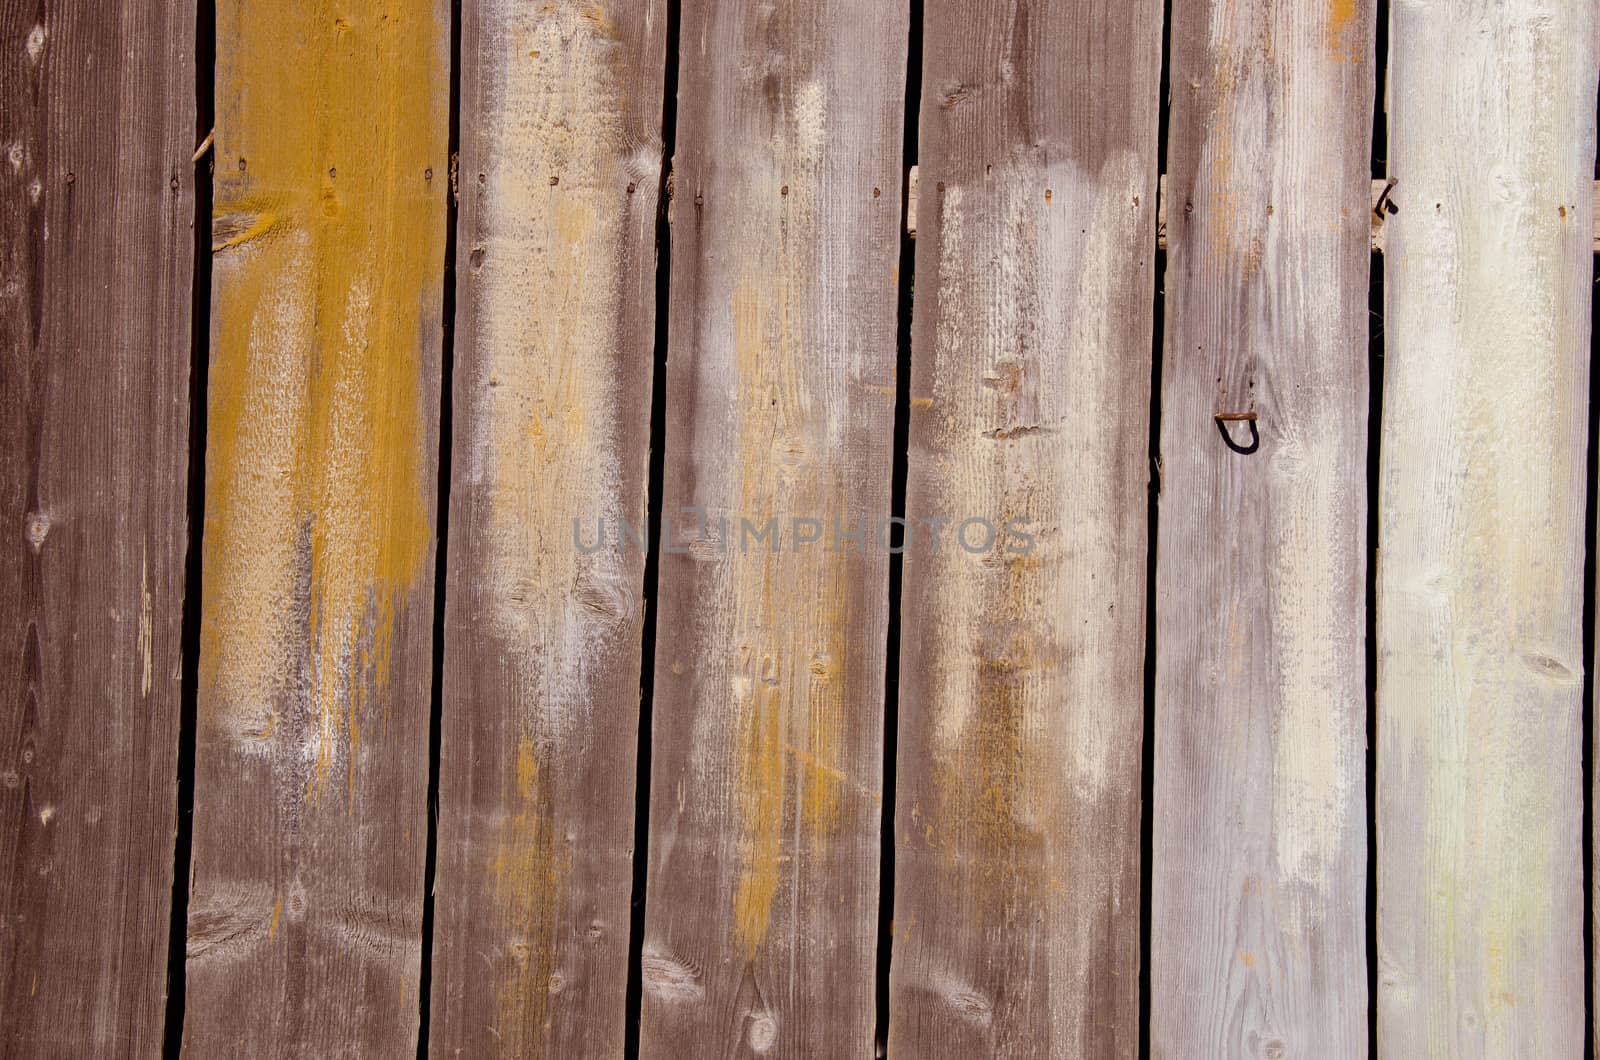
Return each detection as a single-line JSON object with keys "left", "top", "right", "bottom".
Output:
{"left": 1214, "top": 412, "right": 1259, "bottom": 455}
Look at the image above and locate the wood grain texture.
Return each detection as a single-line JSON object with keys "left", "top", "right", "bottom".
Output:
{"left": 887, "top": 1, "right": 1161, "bottom": 1056}
{"left": 1151, "top": 0, "right": 1374, "bottom": 1054}
{"left": 183, "top": 2, "right": 450, "bottom": 1053}
{"left": 1377, "top": 1, "right": 1596, "bottom": 1054}
{"left": 426, "top": 0, "right": 665, "bottom": 1055}
{"left": 0, "top": 1, "right": 194, "bottom": 1053}
{"left": 636, "top": 1, "right": 906, "bottom": 1054}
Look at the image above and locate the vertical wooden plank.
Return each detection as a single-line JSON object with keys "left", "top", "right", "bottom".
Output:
{"left": 636, "top": 1, "right": 906, "bottom": 1054}
{"left": 427, "top": 1, "right": 665, "bottom": 1054}
{"left": 1152, "top": 0, "right": 1375, "bottom": 1054}
{"left": 1378, "top": 2, "right": 1596, "bottom": 1054}
{"left": 182, "top": 2, "right": 450, "bottom": 1053}
{"left": 887, "top": 0, "right": 1161, "bottom": 1055}
{"left": 0, "top": 1, "right": 194, "bottom": 1052}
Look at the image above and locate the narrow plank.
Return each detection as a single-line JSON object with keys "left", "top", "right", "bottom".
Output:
{"left": 887, "top": 0, "right": 1162, "bottom": 1055}
{"left": 1151, "top": 0, "right": 1375, "bottom": 1054}
{"left": 636, "top": 1, "right": 907, "bottom": 1053}
{"left": 182, "top": 2, "right": 450, "bottom": 1053}
{"left": 1377, "top": 1, "right": 1596, "bottom": 1054}
{"left": 426, "top": 1, "right": 666, "bottom": 1054}
{"left": 0, "top": 2, "right": 195, "bottom": 1052}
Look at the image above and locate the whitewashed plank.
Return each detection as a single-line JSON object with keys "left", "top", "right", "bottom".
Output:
{"left": 1377, "top": 1, "right": 1597, "bottom": 1055}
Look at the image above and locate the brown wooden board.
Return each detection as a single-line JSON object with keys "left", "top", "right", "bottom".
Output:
{"left": 0, "top": 2, "right": 195, "bottom": 1052}
{"left": 887, "top": 0, "right": 1162, "bottom": 1055}
{"left": 182, "top": 2, "right": 450, "bottom": 1053}
{"left": 426, "top": 1, "right": 666, "bottom": 1055}
{"left": 1151, "top": 1, "right": 1375, "bottom": 1054}
{"left": 635, "top": 1, "right": 907, "bottom": 1054}
{"left": 1378, "top": 2, "right": 1596, "bottom": 1053}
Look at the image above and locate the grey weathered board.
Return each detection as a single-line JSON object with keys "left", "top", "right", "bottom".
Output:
{"left": 427, "top": 0, "right": 665, "bottom": 1055}
{"left": 1378, "top": 1, "right": 1596, "bottom": 1055}
{"left": 1151, "top": 0, "right": 1375, "bottom": 1055}
{"left": 182, "top": 2, "right": 451, "bottom": 1053}
{"left": 0, "top": 1, "right": 195, "bottom": 1052}
{"left": 888, "top": 0, "right": 1162, "bottom": 1055}
{"left": 636, "top": 0, "right": 907, "bottom": 1055}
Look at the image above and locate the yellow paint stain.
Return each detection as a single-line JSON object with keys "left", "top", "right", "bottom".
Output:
{"left": 1238, "top": 950, "right": 1256, "bottom": 968}
{"left": 489, "top": 735, "right": 566, "bottom": 1051}
{"left": 268, "top": 896, "right": 282, "bottom": 941}
{"left": 1328, "top": 0, "right": 1357, "bottom": 56}
{"left": 199, "top": 2, "right": 446, "bottom": 804}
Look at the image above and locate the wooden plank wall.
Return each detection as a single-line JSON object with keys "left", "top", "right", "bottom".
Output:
{"left": 427, "top": 0, "right": 665, "bottom": 1055}
{"left": 0, "top": 1, "right": 195, "bottom": 1053}
{"left": 183, "top": 1, "right": 451, "bottom": 1054}
{"left": 888, "top": 0, "right": 1161, "bottom": 1055}
{"left": 1, "top": 1, "right": 1599, "bottom": 1057}
{"left": 1378, "top": 1, "right": 1597, "bottom": 1055}
{"left": 636, "top": 1, "right": 906, "bottom": 1055}
{"left": 1152, "top": 0, "right": 1376, "bottom": 1054}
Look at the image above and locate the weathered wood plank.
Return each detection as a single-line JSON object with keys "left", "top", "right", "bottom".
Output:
{"left": 183, "top": 2, "right": 450, "bottom": 1053}
{"left": 1377, "top": 2, "right": 1595, "bottom": 1054}
{"left": 1151, "top": 0, "right": 1375, "bottom": 1055}
{"left": 426, "top": 1, "right": 665, "bottom": 1054}
{"left": 0, "top": 2, "right": 195, "bottom": 1052}
{"left": 887, "top": 0, "right": 1162, "bottom": 1055}
{"left": 636, "top": 2, "right": 907, "bottom": 1054}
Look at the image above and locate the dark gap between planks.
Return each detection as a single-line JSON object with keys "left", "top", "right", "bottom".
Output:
{"left": 1583, "top": 128, "right": 1600, "bottom": 1058}
{"left": 162, "top": 0, "right": 217, "bottom": 1053}
{"left": 1364, "top": 250, "right": 1384, "bottom": 1060}
{"left": 1139, "top": 1, "right": 1176, "bottom": 1055}
{"left": 872, "top": 0, "right": 924, "bottom": 1053}
{"left": 414, "top": 0, "right": 466, "bottom": 1052}
{"left": 1583, "top": 265, "right": 1599, "bottom": 1060}
{"left": 1366, "top": 1, "right": 1389, "bottom": 1054}
{"left": 622, "top": 0, "right": 683, "bottom": 1052}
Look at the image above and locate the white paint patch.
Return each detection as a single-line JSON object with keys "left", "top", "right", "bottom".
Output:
{"left": 25, "top": 25, "right": 44, "bottom": 63}
{"left": 746, "top": 1011, "right": 778, "bottom": 1051}
{"left": 38, "top": 805, "right": 54, "bottom": 825}
{"left": 470, "top": 3, "right": 636, "bottom": 739}
{"left": 640, "top": 946, "right": 704, "bottom": 1001}
{"left": 931, "top": 969, "right": 994, "bottom": 1028}
{"left": 24, "top": 512, "right": 49, "bottom": 551}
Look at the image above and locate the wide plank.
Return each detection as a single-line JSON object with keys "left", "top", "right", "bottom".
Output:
{"left": 1151, "top": 0, "right": 1375, "bottom": 1054}
{"left": 887, "top": 0, "right": 1162, "bottom": 1056}
{"left": 1377, "top": 1, "right": 1596, "bottom": 1054}
{"left": 182, "top": 2, "right": 451, "bottom": 1053}
{"left": 0, "top": 1, "right": 195, "bottom": 1053}
{"left": 636, "top": 1, "right": 907, "bottom": 1054}
{"left": 426, "top": 0, "right": 666, "bottom": 1055}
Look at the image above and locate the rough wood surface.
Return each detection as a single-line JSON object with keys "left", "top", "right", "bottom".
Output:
{"left": 182, "top": 2, "right": 450, "bottom": 1053}
{"left": 426, "top": 1, "right": 666, "bottom": 1055}
{"left": 1377, "top": 2, "right": 1596, "bottom": 1054}
{"left": 1151, "top": 0, "right": 1375, "bottom": 1055}
{"left": 0, "top": 2, "right": 194, "bottom": 1053}
{"left": 636, "top": 1, "right": 907, "bottom": 1054}
{"left": 887, "top": 0, "right": 1161, "bottom": 1056}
